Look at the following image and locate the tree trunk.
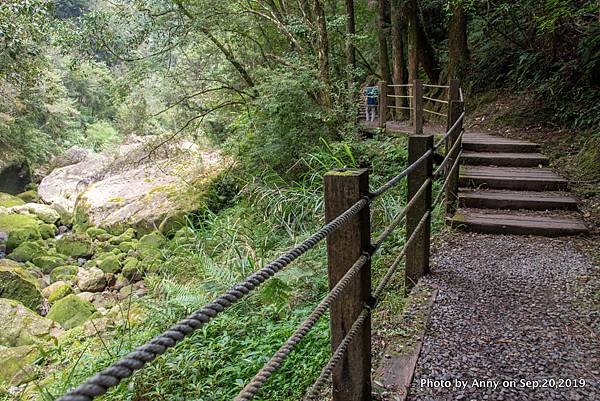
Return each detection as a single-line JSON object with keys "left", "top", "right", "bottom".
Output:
{"left": 312, "top": 0, "right": 331, "bottom": 105}
{"left": 390, "top": 0, "right": 407, "bottom": 116}
{"left": 345, "top": 0, "right": 356, "bottom": 70}
{"left": 448, "top": 4, "right": 469, "bottom": 81}
{"left": 377, "top": 0, "right": 393, "bottom": 85}
{"left": 406, "top": 0, "right": 419, "bottom": 84}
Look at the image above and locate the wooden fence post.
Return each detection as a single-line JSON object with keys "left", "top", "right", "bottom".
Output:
{"left": 412, "top": 79, "right": 423, "bottom": 135}
{"left": 445, "top": 79, "right": 462, "bottom": 217}
{"left": 325, "top": 169, "right": 371, "bottom": 401}
{"left": 405, "top": 134, "right": 433, "bottom": 290}
{"left": 378, "top": 80, "right": 387, "bottom": 129}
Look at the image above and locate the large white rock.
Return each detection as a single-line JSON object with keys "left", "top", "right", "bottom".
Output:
{"left": 38, "top": 136, "right": 223, "bottom": 232}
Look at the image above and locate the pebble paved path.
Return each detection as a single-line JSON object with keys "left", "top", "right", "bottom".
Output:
{"left": 408, "top": 233, "right": 599, "bottom": 401}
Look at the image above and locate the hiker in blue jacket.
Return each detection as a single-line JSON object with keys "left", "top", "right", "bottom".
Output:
{"left": 364, "top": 85, "right": 379, "bottom": 122}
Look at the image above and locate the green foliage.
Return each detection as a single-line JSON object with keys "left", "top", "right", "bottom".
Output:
{"left": 85, "top": 121, "right": 121, "bottom": 151}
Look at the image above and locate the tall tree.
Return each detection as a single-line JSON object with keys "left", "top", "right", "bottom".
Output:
{"left": 406, "top": 0, "right": 420, "bottom": 84}
{"left": 345, "top": 0, "right": 357, "bottom": 70}
{"left": 448, "top": 3, "right": 469, "bottom": 81}
{"left": 390, "top": 0, "right": 407, "bottom": 111}
{"left": 377, "top": 0, "right": 393, "bottom": 84}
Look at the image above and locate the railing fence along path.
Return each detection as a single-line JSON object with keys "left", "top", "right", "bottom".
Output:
{"left": 57, "top": 79, "right": 465, "bottom": 401}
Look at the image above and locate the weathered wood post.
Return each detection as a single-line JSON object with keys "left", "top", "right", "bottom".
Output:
{"left": 445, "top": 79, "right": 463, "bottom": 217}
{"left": 412, "top": 79, "right": 423, "bottom": 135}
{"left": 405, "top": 133, "right": 433, "bottom": 290}
{"left": 324, "top": 169, "right": 372, "bottom": 401}
{"left": 378, "top": 80, "right": 387, "bottom": 129}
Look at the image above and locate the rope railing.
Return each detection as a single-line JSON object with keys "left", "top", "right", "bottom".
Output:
{"left": 58, "top": 79, "right": 465, "bottom": 401}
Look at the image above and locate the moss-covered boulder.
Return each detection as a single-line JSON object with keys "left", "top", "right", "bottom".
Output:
{"left": 0, "top": 298, "right": 61, "bottom": 347}
{"left": 138, "top": 231, "right": 165, "bottom": 250}
{"left": 47, "top": 284, "right": 73, "bottom": 303}
{"left": 118, "top": 241, "right": 136, "bottom": 253}
{"left": 9, "top": 203, "right": 60, "bottom": 224}
{"left": 8, "top": 241, "right": 47, "bottom": 263}
{"left": 85, "top": 227, "right": 108, "bottom": 239}
{"left": 41, "top": 281, "right": 69, "bottom": 298}
{"left": 0, "top": 260, "right": 43, "bottom": 310}
{"left": 32, "top": 255, "right": 64, "bottom": 274}
{"left": 76, "top": 267, "right": 107, "bottom": 292}
{"left": 0, "top": 345, "right": 39, "bottom": 386}
{"left": 47, "top": 294, "right": 97, "bottom": 330}
{"left": 16, "top": 190, "right": 39, "bottom": 203}
{"left": 122, "top": 258, "right": 143, "bottom": 282}
{"left": 56, "top": 234, "right": 93, "bottom": 258}
{"left": 0, "top": 213, "right": 41, "bottom": 249}
{"left": 109, "top": 228, "right": 136, "bottom": 245}
{"left": 39, "top": 223, "right": 57, "bottom": 240}
{"left": 0, "top": 193, "right": 25, "bottom": 207}
{"left": 49, "top": 265, "right": 79, "bottom": 283}
{"left": 97, "top": 254, "right": 121, "bottom": 274}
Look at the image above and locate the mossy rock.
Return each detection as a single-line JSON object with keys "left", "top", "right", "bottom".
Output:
{"left": 158, "top": 212, "right": 187, "bottom": 235}
{"left": 56, "top": 234, "right": 93, "bottom": 258}
{"left": 122, "top": 258, "right": 143, "bottom": 282}
{"left": 7, "top": 241, "right": 47, "bottom": 263}
{"left": 32, "top": 256, "right": 64, "bottom": 274}
{"left": 0, "top": 260, "right": 43, "bottom": 310}
{"left": 118, "top": 241, "right": 136, "bottom": 253}
{"left": 0, "top": 299, "right": 60, "bottom": 348}
{"left": 39, "top": 224, "right": 57, "bottom": 240}
{"left": 85, "top": 227, "right": 108, "bottom": 239}
{"left": 138, "top": 231, "right": 165, "bottom": 250}
{"left": 47, "top": 294, "right": 97, "bottom": 330}
{"left": 0, "top": 213, "right": 41, "bottom": 249}
{"left": 16, "top": 190, "right": 39, "bottom": 203}
{"left": 50, "top": 265, "right": 79, "bottom": 283}
{"left": 0, "top": 345, "right": 39, "bottom": 386}
{"left": 47, "top": 284, "right": 73, "bottom": 303}
{"left": 97, "top": 255, "right": 121, "bottom": 274}
{"left": 108, "top": 228, "right": 136, "bottom": 245}
{"left": 0, "top": 193, "right": 25, "bottom": 207}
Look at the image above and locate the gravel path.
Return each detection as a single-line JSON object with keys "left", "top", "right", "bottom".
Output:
{"left": 408, "top": 233, "right": 599, "bottom": 401}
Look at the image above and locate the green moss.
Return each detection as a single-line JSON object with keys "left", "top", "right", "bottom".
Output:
{"left": 0, "top": 260, "right": 43, "bottom": 310}
{"left": 85, "top": 227, "right": 108, "bottom": 239}
{"left": 0, "top": 193, "right": 25, "bottom": 207}
{"left": 0, "top": 213, "right": 41, "bottom": 249}
{"left": 16, "top": 190, "right": 39, "bottom": 203}
{"left": 0, "top": 345, "right": 38, "bottom": 386}
{"left": 47, "top": 294, "right": 96, "bottom": 330}
{"left": 118, "top": 241, "right": 136, "bottom": 253}
{"left": 32, "top": 256, "right": 64, "bottom": 274}
{"left": 39, "top": 223, "right": 57, "bottom": 240}
{"left": 108, "top": 196, "right": 125, "bottom": 203}
{"left": 49, "top": 265, "right": 79, "bottom": 283}
{"left": 122, "top": 258, "right": 142, "bottom": 281}
{"left": 47, "top": 284, "right": 73, "bottom": 303}
{"left": 97, "top": 254, "right": 121, "bottom": 274}
{"left": 7, "top": 241, "right": 47, "bottom": 263}
{"left": 56, "top": 234, "right": 93, "bottom": 257}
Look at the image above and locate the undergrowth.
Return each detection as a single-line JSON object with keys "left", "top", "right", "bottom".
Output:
{"left": 15, "top": 134, "right": 449, "bottom": 401}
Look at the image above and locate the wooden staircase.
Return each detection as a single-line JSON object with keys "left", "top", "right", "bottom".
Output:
{"left": 451, "top": 133, "right": 587, "bottom": 237}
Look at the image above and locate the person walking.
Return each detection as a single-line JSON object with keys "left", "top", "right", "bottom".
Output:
{"left": 364, "top": 85, "right": 379, "bottom": 122}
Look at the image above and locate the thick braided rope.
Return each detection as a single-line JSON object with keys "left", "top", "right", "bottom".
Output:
{"left": 433, "top": 130, "right": 464, "bottom": 177}
{"left": 233, "top": 254, "right": 370, "bottom": 401}
{"left": 303, "top": 211, "right": 431, "bottom": 399}
{"left": 303, "top": 309, "right": 370, "bottom": 401}
{"left": 433, "top": 111, "right": 465, "bottom": 150}
{"left": 370, "top": 149, "right": 433, "bottom": 199}
{"left": 432, "top": 150, "right": 462, "bottom": 207}
{"left": 56, "top": 198, "right": 369, "bottom": 401}
{"left": 371, "top": 177, "right": 431, "bottom": 253}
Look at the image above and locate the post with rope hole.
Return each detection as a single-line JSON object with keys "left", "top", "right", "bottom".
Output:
{"left": 324, "top": 169, "right": 372, "bottom": 401}
{"left": 405, "top": 133, "right": 433, "bottom": 290}
{"left": 412, "top": 79, "right": 423, "bottom": 135}
{"left": 445, "top": 79, "right": 463, "bottom": 216}
{"left": 378, "top": 80, "right": 387, "bottom": 129}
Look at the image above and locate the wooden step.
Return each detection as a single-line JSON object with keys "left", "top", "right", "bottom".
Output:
{"left": 462, "top": 135, "right": 540, "bottom": 153}
{"left": 451, "top": 211, "right": 587, "bottom": 237}
{"left": 461, "top": 151, "right": 548, "bottom": 167}
{"left": 460, "top": 166, "right": 568, "bottom": 191}
{"left": 459, "top": 189, "right": 578, "bottom": 210}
